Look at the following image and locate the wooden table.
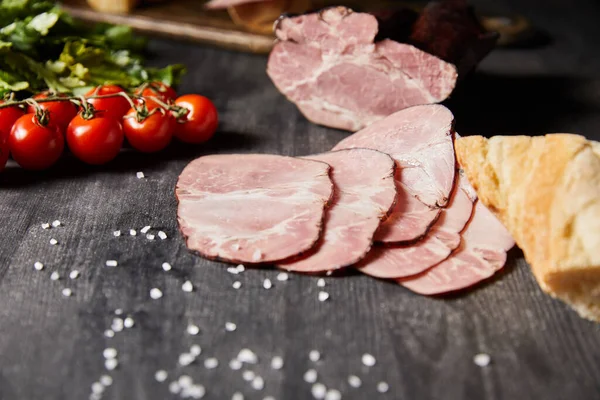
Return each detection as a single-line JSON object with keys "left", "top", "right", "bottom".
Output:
{"left": 1, "top": 0, "right": 599, "bottom": 399}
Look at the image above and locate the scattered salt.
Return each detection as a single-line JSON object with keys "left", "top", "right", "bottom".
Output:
{"left": 309, "top": 350, "right": 321, "bottom": 362}
{"left": 69, "top": 270, "right": 80, "bottom": 279}
{"left": 311, "top": 383, "right": 327, "bottom": 399}
{"left": 473, "top": 353, "right": 491, "bottom": 367}
{"left": 50, "top": 272, "right": 60, "bottom": 281}
{"left": 99, "top": 375, "right": 113, "bottom": 386}
{"left": 204, "top": 357, "right": 219, "bottom": 369}
{"left": 34, "top": 262, "right": 44, "bottom": 271}
{"left": 129, "top": 229, "right": 137, "bottom": 236}
{"left": 187, "top": 324, "right": 200, "bottom": 335}
{"left": 158, "top": 231, "right": 167, "bottom": 240}
{"left": 104, "top": 330, "right": 115, "bottom": 338}
{"left": 232, "top": 243, "right": 240, "bottom": 251}
{"left": 236, "top": 265, "right": 245, "bottom": 272}
{"left": 270, "top": 356, "right": 283, "bottom": 370}
{"left": 348, "top": 375, "right": 361, "bottom": 388}
{"left": 114, "top": 309, "right": 123, "bottom": 315}
{"left": 136, "top": 172, "right": 145, "bottom": 179}
{"left": 41, "top": 223, "right": 50, "bottom": 229}
{"left": 263, "top": 279, "right": 272, "bottom": 290}
{"left": 182, "top": 281, "right": 194, "bottom": 293}
{"left": 103, "top": 348, "right": 117, "bottom": 359}
{"left": 162, "top": 262, "right": 172, "bottom": 271}
{"left": 124, "top": 317, "right": 134, "bottom": 328}
{"left": 242, "top": 370, "right": 255, "bottom": 381}
{"left": 232, "top": 392, "right": 244, "bottom": 400}
{"left": 229, "top": 359, "right": 242, "bottom": 370}
{"left": 326, "top": 271, "right": 333, "bottom": 276}
{"left": 362, "top": 353, "right": 376, "bottom": 367}
{"left": 237, "top": 349, "right": 258, "bottom": 364}
{"left": 276, "top": 272, "right": 289, "bottom": 281}
{"left": 105, "top": 260, "right": 118, "bottom": 267}
{"left": 251, "top": 376, "right": 264, "bottom": 390}
{"left": 178, "top": 375, "right": 193, "bottom": 387}
{"left": 50, "top": 238, "right": 58, "bottom": 245}
{"left": 146, "top": 234, "right": 155, "bottom": 240}
{"left": 318, "top": 292, "right": 329, "bottom": 302}
{"left": 91, "top": 382, "right": 104, "bottom": 394}
{"left": 104, "top": 359, "right": 118, "bottom": 371}
{"left": 252, "top": 249, "right": 262, "bottom": 262}
{"left": 178, "top": 353, "right": 195, "bottom": 366}
{"left": 263, "top": 396, "right": 275, "bottom": 400}
{"left": 225, "top": 322, "right": 237, "bottom": 332}
{"left": 325, "top": 389, "right": 341, "bottom": 400}
{"left": 184, "top": 384, "right": 206, "bottom": 399}
{"left": 111, "top": 318, "right": 124, "bottom": 332}
{"left": 317, "top": 278, "right": 326, "bottom": 287}
{"left": 376, "top": 382, "right": 389, "bottom": 393}
{"left": 232, "top": 281, "right": 242, "bottom": 289}
{"left": 169, "top": 381, "right": 181, "bottom": 394}
{"left": 140, "top": 225, "right": 151, "bottom": 234}
{"left": 155, "top": 370, "right": 168, "bottom": 382}
{"left": 113, "top": 230, "right": 121, "bottom": 237}
{"left": 52, "top": 220, "right": 61, "bottom": 227}
{"left": 190, "top": 345, "right": 202, "bottom": 356}
{"left": 227, "top": 267, "right": 239, "bottom": 275}
{"left": 303, "top": 369, "right": 317, "bottom": 383}
{"left": 150, "top": 288, "right": 163, "bottom": 299}
{"left": 61, "top": 288, "right": 72, "bottom": 297}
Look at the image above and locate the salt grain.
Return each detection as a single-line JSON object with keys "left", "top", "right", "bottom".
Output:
{"left": 348, "top": 375, "right": 361, "bottom": 388}
{"left": 99, "top": 375, "right": 113, "bottom": 386}
{"left": 229, "top": 359, "right": 242, "bottom": 370}
{"left": 112, "top": 318, "right": 124, "bottom": 332}
{"left": 146, "top": 234, "right": 155, "bottom": 240}
{"left": 318, "top": 292, "right": 329, "bottom": 302}
{"left": 227, "top": 267, "right": 239, "bottom": 275}
{"left": 103, "top": 348, "right": 117, "bottom": 359}
{"left": 62, "top": 288, "right": 72, "bottom": 297}
{"left": 115, "top": 309, "right": 123, "bottom": 315}
{"left": 52, "top": 220, "right": 61, "bottom": 227}
{"left": 236, "top": 265, "right": 245, "bottom": 272}
{"left": 187, "top": 324, "right": 200, "bottom": 335}
{"left": 204, "top": 357, "right": 219, "bottom": 369}
{"left": 232, "top": 392, "right": 244, "bottom": 400}
{"left": 161, "top": 262, "right": 172, "bottom": 271}
{"left": 124, "top": 317, "right": 134, "bottom": 328}
{"left": 41, "top": 223, "right": 50, "bottom": 229}
{"left": 303, "top": 369, "right": 317, "bottom": 383}
{"left": 242, "top": 370, "right": 255, "bottom": 381}
{"left": 91, "top": 382, "right": 104, "bottom": 394}
{"left": 184, "top": 384, "right": 206, "bottom": 399}
{"left": 263, "top": 279, "right": 272, "bottom": 290}
{"left": 113, "top": 230, "right": 121, "bottom": 237}
{"left": 317, "top": 278, "right": 326, "bottom": 287}
{"left": 158, "top": 231, "right": 167, "bottom": 240}
{"left": 150, "top": 288, "right": 163, "bottom": 299}
{"left": 178, "top": 353, "right": 195, "bottom": 366}
{"left": 136, "top": 172, "right": 145, "bottom": 179}
{"left": 326, "top": 271, "right": 333, "bottom": 276}
{"left": 106, "top": 260, "right": 118, "bottom": 267}
{"left": 325, "top": 389, "right": 341, "bottom": 400}
{"left": 251, "top": 376, "right": 264, "bottom": 390}
{"left": 104, "top": 330, "right": 114, "bottom": 338}
{"left": 34, "top": 262, "right": 44, "bottom": 271}
{"left": 140, "top": 225, "right": 151, "bottom": 234}
{"left": 182, "top": 281, "right": 194, "bottom": 293}
{"left": 376, "top": 382, "right": 389, "bottom": 393}
{"left": 311, "top": 383, "right": 327, "bottom": 399}
{"left": 169, "top": 381, "right": 181, "bottom": 394}
{"left": 104, "top": 359, "right": 118, "bottom": 371}
{"left": 263, "top": 397, "right": 275, "bottom": 400}
{"left": 50, "top": 238, "right": 58, "bottom": 245}
{"left": 232, "top": 281, "right": 242, "bottom": 289}
{"left": 155, "top": 370, "right": 168, "bottom": 382}
{"left": 270, "top": 356, "right": 283, "bottom": 370}
{"left": 69, "top": 270, "right": 80, "bottom": 279}
{"left": 252, "top": 249, "right": 262, "bottom": 262}
{"left": 237, "top": 349, "right": 258, "bottom": 364}
{"left": 276, "top": 272, "right": 289, "bottom": 281}
{"left": 190, "top": 345, "right": 202, "bottom": 356}
{"left": 178, "top": 375, "right": 193, "bottom": 387}
{"left": 232, "top": 243, "right": 240, "bottom": 251}
{"left": 225, "top": 322, "right": 237, "bottom": 332}
{"left": 309, "top": 350, "right": 321, "bottom": 362}
{"left": 473, "top": 353, "right": 491, "bottom": 367}
{"left": 50, "top": 272, "right": 60, "bottom": 281}
{"left": 129, "top": 229, "right": 137, "bottom": 236}
{"left": 361, "top": 353, "right": 376, "bottom": 367}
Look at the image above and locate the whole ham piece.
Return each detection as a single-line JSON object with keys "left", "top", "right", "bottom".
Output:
{"left": 358, "top": 173, "right": 476, "bottom": 278}
{"left": 267, "top": 6, "right": 458, "bottom": 131}
{"left": 334, "top": 104, "right": 456, "bottom": 243}
{"left": 279, "top": 149, "right": 397, "bottom": 272}
{"left": 176, "top": 154, "right": 333, "bottom": 264}
{"left": 398, "top": 200, "right": 515, "bottom": 295}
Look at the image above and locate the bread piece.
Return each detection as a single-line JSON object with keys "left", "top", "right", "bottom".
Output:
{"left": 87, "top": 0, "right": 139, "bottom": 14}
{"left": 456, "top": 134, "right": 600, "bottom": 322}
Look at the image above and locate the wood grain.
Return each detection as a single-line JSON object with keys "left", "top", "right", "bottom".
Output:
{"left": 1, "top": 0, "right": 600, "bottom": 399}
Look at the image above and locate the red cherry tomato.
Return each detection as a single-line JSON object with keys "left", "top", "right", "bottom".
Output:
{"left": 173, "top": 95, "right": 218, "bottom": 144}
{"left": 135, "top": 82, "right": 177, "bottom": 107}
{"left": 66, "top": 112, "right": 124, "bottom": 165}
{"left": 9, "top": 114, "right": 64, "bottom": 170}
{"left": 0, "top": 130, "right": 8, "bottom": 173}
{"left": 122, "top": 106, "right": 175, "bottom": 153}
{"left": 85, "top": 85, "right": 132, "bottom": 121}
{"left": 0, "top": 101, "right": 25, "bottom": 138}
{"left": 27, "top": 93, "right": 78, "bottom": 132}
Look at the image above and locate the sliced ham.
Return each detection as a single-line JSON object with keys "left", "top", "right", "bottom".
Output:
{"left": 176, "top": 154, "right": 333, "bottom": 264}
{"left": 357, "top": 173, "right": 476, "bottom": 278}
{"left": 267, "top": 6, "right": 458, "bottom": 132}
{"left": 333, "top": 104, "right": 456, "bottom": 243}
{"left": 278, "top": 149, "right": 397, "bottom": 272}
{"left": 398, "top": 200, "right": 515, "bottom": 295}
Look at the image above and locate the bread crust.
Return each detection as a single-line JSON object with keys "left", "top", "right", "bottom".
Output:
{"left": 456, "top": 134, "right": 600, "bottom": 322}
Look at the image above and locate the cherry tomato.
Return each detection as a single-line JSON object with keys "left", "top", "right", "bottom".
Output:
{"left": 9, "top": 114, "right": 64, "bottom": 170}
{"left": 85, "top": 85, "right": 132, "bottom": 121}
{"left": 66, "top": 112, "right": 124, "bottom": 165}
{"left": 0, "top": 101, "right": 25, "bottom": 138}
{"left": 27, "top": 93, "right": 78, "bottom": 132}
{"left": 0, "top": 130, "right": 8, "bottom": 173}
{"left": 135, "top": 82, "right": 177, "bottom": 107}
{"left": 122, "top": 106, "right": 175, "bottom": 153}
{"left": 173, "top": 95, "right": 218, "bottom": 144}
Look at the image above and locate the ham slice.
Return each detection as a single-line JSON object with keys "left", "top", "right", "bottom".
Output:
{"left": 333, "top": 104, "right": 456, "bottom": 243}
{"left": 266, "top": 6, "right": 458, "bottom": 132}
{"left": 357, "top": 173, "right": 476, "bottom": 278}
{"left": 176, "top": 154, "right": 333, "bottom": 264}
{"left": 278, "top": 149, "right": 397, "bottom": 272}
{"left": 398, "top": 200, "right": 515, "bottom": 295}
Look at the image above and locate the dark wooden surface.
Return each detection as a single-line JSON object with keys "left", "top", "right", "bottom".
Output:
{"left": 1, "top": 1, "right": 600, "bottom": 399}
